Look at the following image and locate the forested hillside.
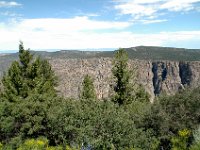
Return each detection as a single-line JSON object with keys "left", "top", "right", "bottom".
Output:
{"left": 0, "top": 43, "right": 200, "bottom": 150}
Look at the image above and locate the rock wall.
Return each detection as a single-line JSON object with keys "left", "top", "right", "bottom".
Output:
{"left": 50, "top": 58, "right": 113, "bottom": 99}
{"left": 50, "top": 58, "right": 200, "bottom": 101}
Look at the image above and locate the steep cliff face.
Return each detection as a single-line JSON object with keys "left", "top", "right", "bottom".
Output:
{"left": 50, "top": 58, "right": 113, "bottom": 99}
{"left": 151, "top": 61, "right": 200, "bottom": 97}
{"left": 1, "top": 55, "right": 199, "bottom": 100}
{"left": 49, "top": 58, "right": 200, "bottom": 101}
{"left": 185, "top": 62, "right": 200, "bottom": 88}
{"left": 152, "top": 61, "right": 183, "bottom": 96}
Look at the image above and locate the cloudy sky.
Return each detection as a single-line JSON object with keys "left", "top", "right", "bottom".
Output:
{"left": 0, "top": 0, "right": 200, "bottom": 51}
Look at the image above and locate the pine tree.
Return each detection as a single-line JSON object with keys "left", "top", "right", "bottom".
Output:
{"left": 0, "top": 42, "right": 57, "bottom": 142}
{"left": 112, "top": 48, "right": 133, "bottom": 105}
{"left": 81, "top": 74, "right": 96, "bottom": 100}
{"left": 2, "top": 42, "right": 57, "bottom": 101}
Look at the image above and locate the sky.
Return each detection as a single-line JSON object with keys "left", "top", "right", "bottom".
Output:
{"left": 0, "top": 0, "right": 200, "bottom": 51}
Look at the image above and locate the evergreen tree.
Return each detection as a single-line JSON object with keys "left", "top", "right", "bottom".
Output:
{"left": 0, "top": 42, "right": 57, "bottom": 143}
{"left": 111, "top": 48, "right": 133, "bottom": 105}
{"left": 2, "top": 42, "right": 57, "bottom": 101}
{"left": 81, "top": 74, "right": 96, "bottom": 99}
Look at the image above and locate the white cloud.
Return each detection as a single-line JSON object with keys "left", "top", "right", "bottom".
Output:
{"left": 0, "top": 17, "right": 132, "bottom": 50}
{"left": 160, "top": 0, "right": 200, "bottom": 11}
{"left": 115, "top": 2, "right": 157, "bottom": 19}
{"left": 0, "top": 1, "right": 22, "bottom": 7}
{"left": 0, "top": 16, "right": 199, "bottom": 50}
{"left": 140, "top": 19, "right": 167, "bottom": 24}
{"left": 0, "top": 11, "right": 22, "bottom": 17}
{"left": 85, "top": 13, "right": 100, "bottom": 17}
{"left": 113, "top": 0, "right": 200, "bottom": 22}
{"left": 15, "top": 17, "right": 131, "bottom": 31}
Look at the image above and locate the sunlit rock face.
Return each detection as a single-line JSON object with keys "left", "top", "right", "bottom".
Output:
{"left": 50, "top": 58, "right": 200, "bottom": 101}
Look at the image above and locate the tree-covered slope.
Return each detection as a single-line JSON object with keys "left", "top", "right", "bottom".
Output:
{"left": 125, "top": 46, "right": 200, "bottom": 61}
{"left": 37, "top": 46, "right": 200, "bottom": 61}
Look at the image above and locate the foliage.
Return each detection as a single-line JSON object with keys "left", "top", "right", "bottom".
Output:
{"left": 193, "top": 126, "right": 200, "bottom": 143}
{"left": 81, "top": 74, "right": 96, "bottom": 100}
{"left": 111, "top": 48, "right": 134, "bottom": 105}
{"left": 0, "top": 138, "right": 76, "bottom": 150}
{"left": 135, "top": 84, "right": 150, "bottom": 103}
{"left": 171, "top": 129, "right": 191, "bottom": 150}
{"left": 17, "top": 138, "right": 48, "bottom": 150}
{"left": 159, "top": 87, "right": 200, "bottom": 131}
{"left": 143, "top": 87, "right": 200, "bottom": 149}
{"left": 189, "top": 126, "right": 200, "bottom": 150}
{"left": 46, "top": 97, "right": 155, "bottom": 149}
{"left": 1, "top": 42, "right": 200, "bottom": 150}
{"left": 190, "top": 142, "right": 200, "bottom": 150}
{"left": 1, "top": 41, "right": 57, "bottom": 101}
{"left": 0, "top": 42, "right": 57, "bottom": 143}
{"left": 0, "top": 142, "right": 2, "bottom": 150}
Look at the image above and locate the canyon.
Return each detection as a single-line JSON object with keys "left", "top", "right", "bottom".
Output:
{"left": 50, "top": 58, "right": 200, "bottom": 101}
{"left": 1, "top": 46, "right": 200, "bottom": 100}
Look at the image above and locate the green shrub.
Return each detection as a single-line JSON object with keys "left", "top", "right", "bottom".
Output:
{"left": 171, "top": 129, "right": 191, "bottom": 150}
{"left": 0, "top": 142, "right": 3, "bottom": 150}
{"left": 17, "top": 138, "right": 48, "bottom": 150}
{"left": 189, "top": 126, "right": 200, "bottom": 150}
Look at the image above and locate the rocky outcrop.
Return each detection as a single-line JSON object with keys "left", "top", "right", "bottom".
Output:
{"left": 50, "top": 58, "right": 112, "bottom": 99}
{"left": 49, "top": 58, "right": 200, "bottom": 101}
{"left": 152, "top": 61, "right": 183, "bottom": 96}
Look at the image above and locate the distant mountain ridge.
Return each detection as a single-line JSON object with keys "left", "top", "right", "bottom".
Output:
{"left": 31, "top": 46, "right": 200, "bottom": 61}
{"left": 36, "top": 46, "right": 200, "bottom": 61}
{"left": 1, "top": 46, "right": 200, "bottom": 61}
{"left": 125, "top": 46, "right": 200, "bottom": 61}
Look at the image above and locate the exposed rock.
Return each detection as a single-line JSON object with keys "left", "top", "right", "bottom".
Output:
{"left": 50, "top": 58, "right": 113, "bottom": 99}
{"left": 49, "top": 58, "right": 200, "bottom": 101}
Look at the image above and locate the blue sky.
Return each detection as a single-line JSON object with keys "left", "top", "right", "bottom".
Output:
{"left": 0, "top": 0, "right": 200, "bottom": 51}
